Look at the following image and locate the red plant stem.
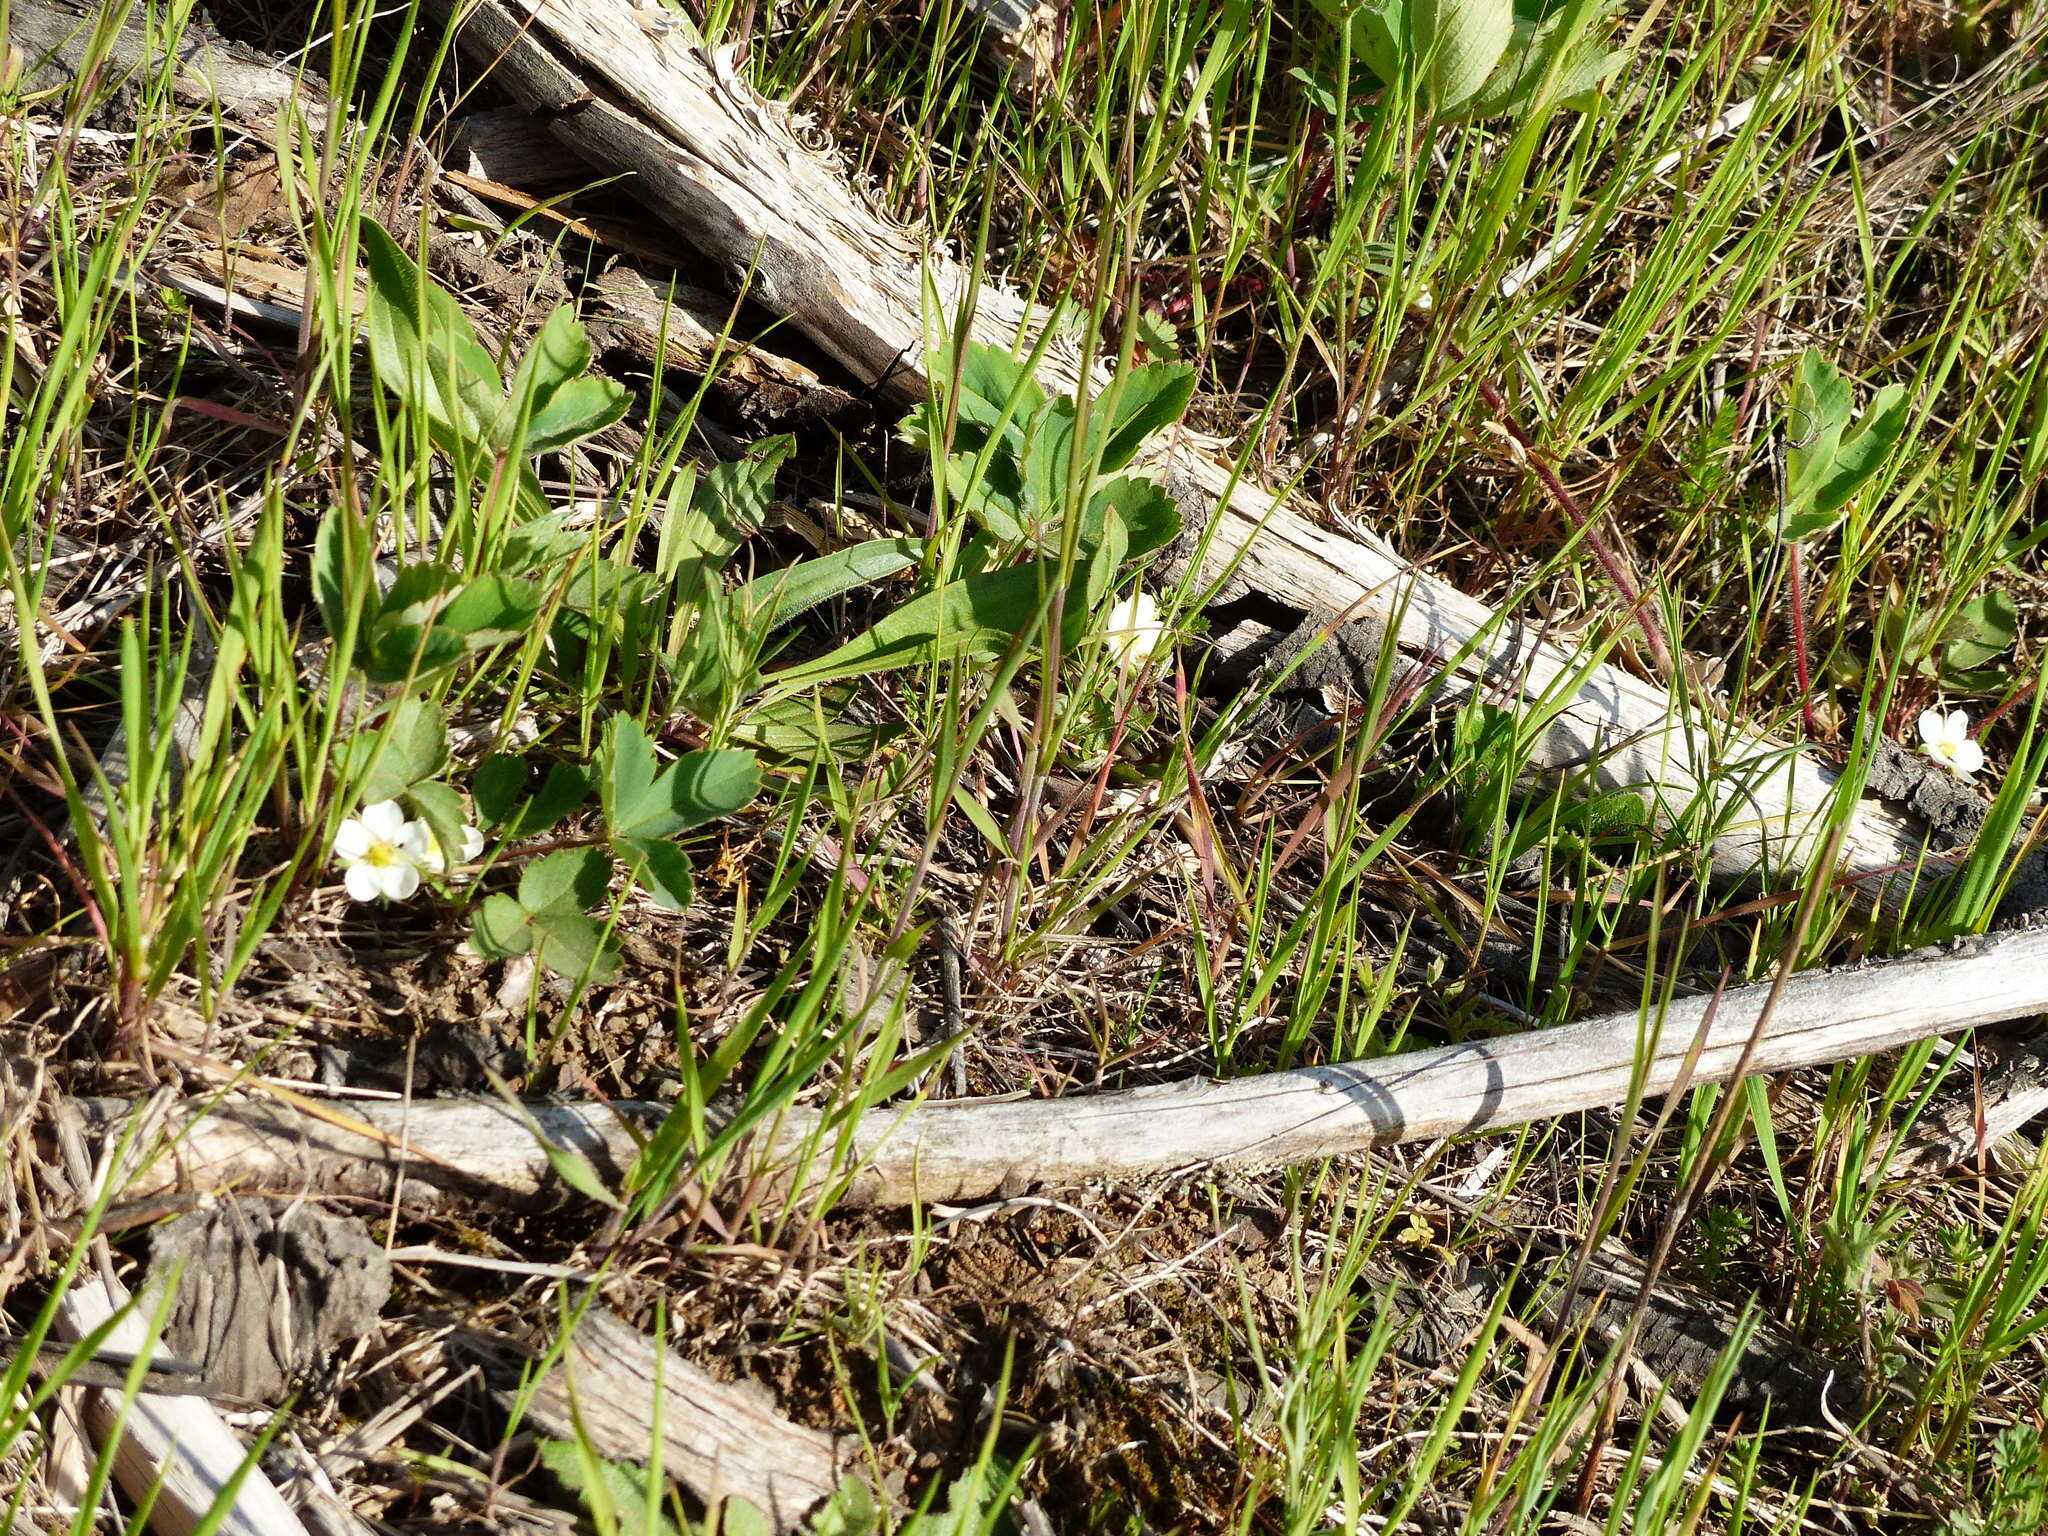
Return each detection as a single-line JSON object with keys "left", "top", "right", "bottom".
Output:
{"left": 1786, "top": 540, "right": 1822, "bottom": 736}
{"left": 1973, "top": 675, "right": 2039, "bottom": 735}
{"left": 1450, "top": 351, "right": 1674, "bottom": 679}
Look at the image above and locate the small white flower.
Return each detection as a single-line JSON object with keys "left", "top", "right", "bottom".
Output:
{"left": 333, "top": 800, "right": 434, "bottom": 902}
{"left": 1917, "top": 708, "right": 1985, "bottom": 780}
{"left": 419, "top": 822, "right": 486, "bottom": 876}
{"left": 1101, "top": 590, "right": 1169, "bottom": 670}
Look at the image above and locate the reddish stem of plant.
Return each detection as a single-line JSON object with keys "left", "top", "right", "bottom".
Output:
{"left": 1786, "top": 540, "right": 1822, "bottom": 737}
{"left": 1456, "top": 359, "right": 1674, "bottom": 680}
{"left": 1972, "top": 675, "right": 2039, "bottom": 735}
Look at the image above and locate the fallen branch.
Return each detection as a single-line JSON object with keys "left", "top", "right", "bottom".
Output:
{"left": 55, "top": 1273, "right": 313, "bottom": 1536}
{"left": 59, "top": 925, "right": 2048, "bottom": 1212}
{"left": 8, "top": 0, "right": 323, "bottom": 120}
{"left": 510, "top": 1306, "right": 848, "bottom": 1532}
{"left": 431, "top": 0, "right": 1947, "bottom": 907}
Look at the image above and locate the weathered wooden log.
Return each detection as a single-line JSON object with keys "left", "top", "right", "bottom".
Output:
{"left": 7, "top": 0, "right": 322, "bottom": 120}
{"left": 507, "top": 1306, "right": 848, "bottom": 1532}
{"left": 57, "top": 925, "right": 2048, "bottom": 1212}
{"left": 427, "top": 0, "right": 1948, "bottom": 908}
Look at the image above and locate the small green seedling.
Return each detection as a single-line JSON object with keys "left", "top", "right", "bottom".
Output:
{"left": 361, "top": 216, "right": 628, "bottom": 500}
{"left": 1774, "top": 349, "right": 1912, "bottom": 731}
{"left": 467, "top": 718, "right": 761, "bottom": 982}
{"left": 1777, "top": 350, "right": 1911, "bottom": 545}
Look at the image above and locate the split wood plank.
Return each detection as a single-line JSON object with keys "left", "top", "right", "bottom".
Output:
{"left": 58, "top": 925, "right": 2048, "bottom": 1213}
{"left": 432, "top": 0, "right": 1942, "bottom": 906}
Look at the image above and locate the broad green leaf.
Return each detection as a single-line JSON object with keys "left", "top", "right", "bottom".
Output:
{"left": 471, "top": 893, "right": 534, "bottom": 958}
{"left": 1087, "top": 477, "right": 1181, "bottom": 559}
{"left": 436, "top": 575, "right": 543, "bottom": 643}
{"left": 363, "top": 621, "right": 467, "bottom": 685}
{"left": 809, "top": 1478, "right": 884, "bottom": 1536}
{"left": 536, "top": 1443, "right": 675, "bottom": 1534}
{"left": 737, "top": 689, "right": 901, "bottom": 760}
{"left": 311, "top": 506, "right": 367, "bottom": 643}
{"left": 497, "top": 305, "right": 600, "bottom": 454}
{"left": 360, "top": 216, "right": 501, "bottom": 444}
{"left": 1017, "top": 397, "right": 1080, "bottom": 535}
{"left": 696, "top": 434, "right": 791, "bottom": 539}
{"left": 667, "top": 748, "right": 761, "bottom": 826}
{"left": 472, "top": 753, "right": 528, "bottom": 827}
{"left": 601, "top": 716, "right": 662, "bottom": 835}
{"left": 1461, "top": 0, "right": 1625, "bottom": 119}
{"left": 525, "top": 373, "right": 630, "bottom": 457}
{"left": 1781, "top": 353, "right": 1907, "bottom": 539}
{"left": 507, "top": 305, "right": 590, "bottom": 401}
{"left": 1098, "top": 362, "right": 1196, "bottom": 473}
{"left": 504, "top": 510, "right": 591, "bottom": 573}
{"left": 766, "top": 560, "right": 1059, "bottom": 693}
{"left": 348, "top": 694, "right": 446, "bottom": 803}
{"left": 938, "top": 443, "right": 1029, "bottom": 543}
{"left": 658, "top": 436, "right": 791, "bottom": 597}
{"left": 1345, "top": 0, "right": 1516, "bottom": 116}
{"left": 504, "top": 761, "right": 593, "bottom": 839}
{"left": 605, "top": 721, "right": 760, "bottom": 838}
{"left": 736, "top": 539, "right": 927, "bottom": 631}
{"left": 1943, "top": 590, "right": 2018, "bottom": 673}
{"left": 615, "top": 836, "right": 695, "bottom": 911}
{"left": 518, "top": 845, "right": 612, "bottom": 913}
{"left": 530, "top": 908, "right": 620, "bottom": 982}
{"left": 946, "top": 341, "right": 1049, "bottom": 437}
{"left": 376, "top": 562, "right": 463, "bottom": 628}
{"left": 664, "top": 575, "right": 756, "bottom": 717}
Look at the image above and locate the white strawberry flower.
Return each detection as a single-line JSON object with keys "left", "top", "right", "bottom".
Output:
{"left": 1102, "top": 589, "right": 1169, "bottom": 670}
{"left": 333, "top": 800, "right": 435, "bottom": 902}
{"left": 1917, "top": 708, "right": 1985, "bottom": 780}
{"left": 419, "top": 822, "right": 486, "bottom": 876}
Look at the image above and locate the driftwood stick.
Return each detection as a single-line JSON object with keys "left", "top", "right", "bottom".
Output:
{"left": 58, "top": 927, "right": 2048, "bottom": 1212}
{"left": 512, "top": 1306, "right": 847, "bottom": 1532}
{"left": 430, "top": 0, "right": 1944, "bottom": 906}
{"left": 54, "top": 1094, "right": 664, "bottom": 1211}
{"left": 55, "top": 1274, "right": 313, "bottom": 1536}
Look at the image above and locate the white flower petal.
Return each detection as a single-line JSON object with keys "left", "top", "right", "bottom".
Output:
{"left": 397, "top": 821, "right": 435, "bottom": 861}
{"left": 1951, "top": 739, "right": 1985, "bottom": 777}
{"left": 1103, "top": 591, "right": 1167, "bottom": 668}
{"left": 344, "top": 862, "right": 384, "bottom": 902}
{"left": 360, "top": 801, "right": 408, "bottom": 840}
{"left": 1917, "top": 710, "right": 1945, "bottom": 748}
{"left": 1944, "top": 709, "right": 1970, "bottom": 744}
{"left": 377, "top": 861, "right": 421, "bottom": 901}
{"left": 459, "top": 825, "right": 485, "bottom": 861}
{"left": 333, "top": 820, "right": 373, "bottom": 860}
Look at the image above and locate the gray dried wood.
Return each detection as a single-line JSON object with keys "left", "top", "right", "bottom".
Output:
{"left": 8, "top": 0, "right": 322, "bottom": 120}
{"left": 60, "top": 926, "right": 2048, "bottom": 1213}
{"left": 55, "top": 1273, "right": 314, "bottom": 1536}
{"left": 512, "top": 1305, "right": 846, "bottom": 1532}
